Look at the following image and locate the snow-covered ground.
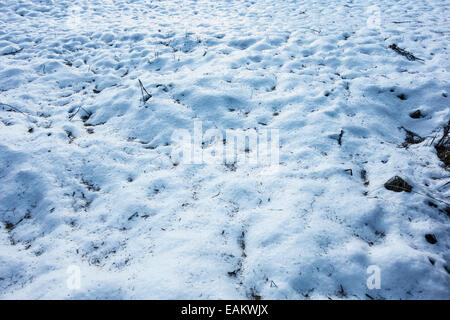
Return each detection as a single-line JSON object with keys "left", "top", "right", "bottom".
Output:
{"left": 0, "top": 0, "right": 449, "bottom": 299}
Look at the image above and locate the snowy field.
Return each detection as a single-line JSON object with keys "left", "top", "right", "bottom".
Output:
{"left": 0, "top": 0, "right": 449, "bottom": 299}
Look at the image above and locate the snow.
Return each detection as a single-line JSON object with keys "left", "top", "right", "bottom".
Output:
{"left": 0, "top": 0, "right": 449, "bottom": 299}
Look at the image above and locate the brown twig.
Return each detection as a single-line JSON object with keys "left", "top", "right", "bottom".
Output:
{"left": 389, "top": 44, "right": 424, "bottom": 62}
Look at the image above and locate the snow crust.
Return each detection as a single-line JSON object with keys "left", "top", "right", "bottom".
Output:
{"left": 0, "top": 0, "right": 449, "bottom": 299}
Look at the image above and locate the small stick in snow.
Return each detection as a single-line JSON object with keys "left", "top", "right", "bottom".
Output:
{"left": 338, "top": 129, "right": 344, "bottom": 146}
{"left": 0, "top": 102, "right": 37, "bottom": 123}
{"left": 392, "top": 21, "right": 415, "bottom": 24}
{"left": 138, "top": 79, "right": 152, "bottom": 105}
{"left": 374, "top": 182, "right": 450, "bottom": 206}
{"left": 389, "top": 44, "right": 424, "bottom": 62}
{"left": 69, "top": 106, "right": 92, "bottom": 121}
{"left": 0, "top": 103, "right": 26, "bottom": 115}
{"left": 0, "top": 47, "right": 23, "bottom": 56}
{"left": 299, "top": 27, "right": 321, "bottom": 34}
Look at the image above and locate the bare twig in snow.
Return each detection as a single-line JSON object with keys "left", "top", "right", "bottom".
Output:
{"left": 389, "top": 44, "right": 424, "bottom": 61}
{"left": 138, "top": 79, "right": 152, "bottom": 105}
{"left": 338, "top": 129, "right": 344, "bottom": 146}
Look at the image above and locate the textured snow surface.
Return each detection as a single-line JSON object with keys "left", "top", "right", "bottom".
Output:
{"left": 0, "top": 0, "right": 449, "bottom": 299}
